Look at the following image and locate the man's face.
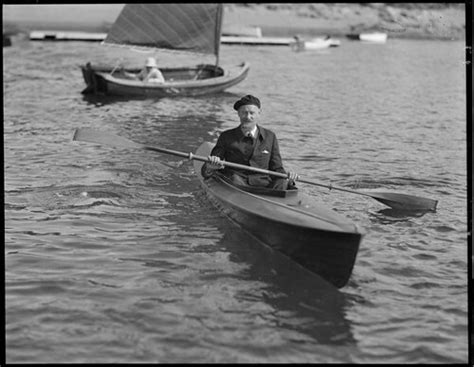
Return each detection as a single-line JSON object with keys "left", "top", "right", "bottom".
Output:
{"left": 237, "top": 104, "right": 260, "bottom": 131}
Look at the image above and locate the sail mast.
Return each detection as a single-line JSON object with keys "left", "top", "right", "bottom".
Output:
{"left": 215, "top": 3, "right": 223, "bottom": 67}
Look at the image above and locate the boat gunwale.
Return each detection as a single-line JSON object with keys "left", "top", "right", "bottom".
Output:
{"left": 91, "top": 62, "right": 250, "bottom": 89}
{"left": 203, "top": 173, "right": 361, "bottom": 235}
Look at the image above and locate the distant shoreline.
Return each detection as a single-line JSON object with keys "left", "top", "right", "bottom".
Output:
{"left": 251, "top": 25, "right": 463, "bottom": 41}
{"left": 225, "top": 3, "right": 466, "bottom": 41}
{"left": 3, "top": 4, "right": 466, "bottom": 41}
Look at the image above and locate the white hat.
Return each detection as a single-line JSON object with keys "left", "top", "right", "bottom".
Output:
{"left": 145, "top": 57, "right": 157, "bottom": 67}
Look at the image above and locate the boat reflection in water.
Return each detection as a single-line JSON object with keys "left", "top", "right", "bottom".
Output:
{"left": 217, "top": 227, "right": 356, "bottom": 345}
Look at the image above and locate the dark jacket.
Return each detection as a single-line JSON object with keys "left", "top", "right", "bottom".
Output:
{"left": 204, "top": 125, "right": 287, "bottom": 186}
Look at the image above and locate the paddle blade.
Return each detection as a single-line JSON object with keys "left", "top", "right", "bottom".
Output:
{"left": 73, "top": 128, "right": 143, "bottom": 149}
{"left": 369, "top": 192, "right": 438, "bottom": 211}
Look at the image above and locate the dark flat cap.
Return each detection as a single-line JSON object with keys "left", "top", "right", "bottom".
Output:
{"left": 233, "top": 94, "right": 261, "bottom": 111}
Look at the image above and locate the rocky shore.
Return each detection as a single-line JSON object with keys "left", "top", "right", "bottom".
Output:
{"left": 2, "top": 3, "right": 466, "bottom": 42}
{"left": 224, "top": 3, "right": 466, "bottom": 41}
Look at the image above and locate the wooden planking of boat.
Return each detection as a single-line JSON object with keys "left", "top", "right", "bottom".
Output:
{"left": 80, "top": 4, "right": 249, "bottom": 97}
{"left": 194, "top": 142, "right": 363, "bottom": 288}
{"left": 81, "top": 62, "right": 249, "bottom": 97}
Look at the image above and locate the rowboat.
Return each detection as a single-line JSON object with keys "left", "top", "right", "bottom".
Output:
{"left": 289, "top": 36, "right": 341, "bottom": 52}
{"left": 193, "top": 142, "right": 363, "bottom": 288}
{"left": 359, "top": 32, "right": 387, "bottom": 43}
{"left": 346, "top": 32, "right": 388, "bottom": 43}
{"left": 80, "top": 4, "right": 249, "bottom": 97}
{"left": 81, "top": 62, "right": 250, "bottom": 97}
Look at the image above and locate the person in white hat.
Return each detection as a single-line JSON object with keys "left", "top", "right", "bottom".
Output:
{"left": 137, "top": 57, "right": 165, "bottom": 83}
{"left": 122, "top": 57, "right": 165, "bottom": 83}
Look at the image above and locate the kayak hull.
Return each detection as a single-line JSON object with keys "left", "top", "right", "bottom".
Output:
{"left": 194, "top": 142, "right": 363, "bottom": 288}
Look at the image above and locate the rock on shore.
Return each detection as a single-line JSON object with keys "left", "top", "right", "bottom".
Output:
{"left": 224, "top": 3, "right": 466, "bottom": 40}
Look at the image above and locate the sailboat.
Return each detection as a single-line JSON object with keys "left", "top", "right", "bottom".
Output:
{"left": 80, "top": 4, "right": 250, "bottom": 97}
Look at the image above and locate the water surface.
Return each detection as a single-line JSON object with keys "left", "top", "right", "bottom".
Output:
{"left": 4, "top": 38, "right": 467, "bottom": 363}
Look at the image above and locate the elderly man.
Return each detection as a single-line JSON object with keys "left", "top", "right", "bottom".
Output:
{"left": 203, "top": 94, "right": 298, "bottom": 190}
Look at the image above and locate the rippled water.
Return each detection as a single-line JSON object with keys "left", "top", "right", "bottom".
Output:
{"left": 4, "top": 38, "right": 467, "bottom": 363}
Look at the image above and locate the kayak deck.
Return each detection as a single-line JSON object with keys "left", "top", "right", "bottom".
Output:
{"left": 193, "top": 142, "right": 362, "bottom": 288}
{"left": 207, "top": 172, "right": 359, "bottom": 234}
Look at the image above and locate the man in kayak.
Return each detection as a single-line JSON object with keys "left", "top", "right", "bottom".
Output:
{"left": 202, "top": 94, "right": 298, "bottom": 190}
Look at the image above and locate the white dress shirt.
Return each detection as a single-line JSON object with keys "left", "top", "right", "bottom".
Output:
{"left": 242, "top": 126, "right": 258, "bottom": 138}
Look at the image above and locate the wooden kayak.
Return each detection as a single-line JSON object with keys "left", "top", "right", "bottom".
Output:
{"left": 194, "top": 142, "right": 363, "bottom": 288}
{"left": 80, "top": 62, "right": 250, "bottom": 97}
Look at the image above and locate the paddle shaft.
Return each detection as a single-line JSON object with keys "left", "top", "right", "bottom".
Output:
{"left": 145, "top": 145, "right": 288, "bottom": 177}
{"left": 146, "top": 146, "right": 379, "bottom": 196}
{"left": 145, "top": 146, "right": 437, "bottom": 211}
{"left": 73, "top": 128, "right": 438, "bottom": 211}
{"left": 71, "top": 128, "right": 374, "bottom": 190}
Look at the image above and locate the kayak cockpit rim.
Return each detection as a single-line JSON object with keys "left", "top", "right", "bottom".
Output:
{"left": 207, "top": 174, "right": 362, "bottom": 234}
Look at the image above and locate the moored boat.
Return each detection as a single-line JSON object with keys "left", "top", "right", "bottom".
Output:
{"left": 290, "top": 36, "right": 340, "bottom": 52}
{"left": 193, "top": 142, "right": 363, "bottom": 288}
{"left": 346, "top": 32, "right": 388, "bottom": 43}
{"left": 81, "top": 62, "right": 250, "bottom": 97}
{"left": 359, "top": 32, "right": 388, "bottom": 43}
{"left": 81, "top": 4, "right": 249, "bottom": 97}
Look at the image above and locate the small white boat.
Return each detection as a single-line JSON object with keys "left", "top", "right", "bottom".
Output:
{"left": 290, "top": 36, "right": 340, "bottom": 52}
{"left": 347, "top": 32, "right": 388, "bottom": 43}
{"left": 359, "top": 32, "right": 388, "bottom": 43}
{"left": 29, "top": 30, "right": 107, "bottom": 41}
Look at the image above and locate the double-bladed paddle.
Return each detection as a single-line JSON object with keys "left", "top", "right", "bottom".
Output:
{"left": 73, "top": 128, "right": 438, "bottom": 211}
